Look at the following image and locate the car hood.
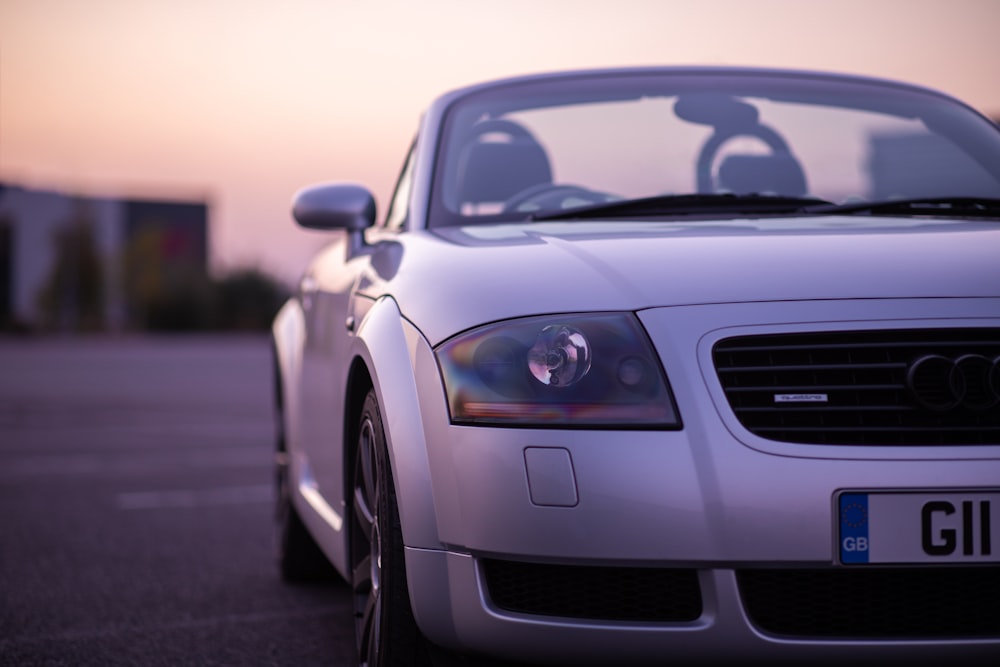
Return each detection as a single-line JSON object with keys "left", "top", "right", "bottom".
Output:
{"left": 362, "top": 216, "right": 1000, "bottom": 345}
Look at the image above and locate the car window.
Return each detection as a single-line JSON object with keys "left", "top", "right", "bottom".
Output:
{"left": 430, "top": 74, "right": 1000, "bottom": 225}
{"left": 384, "top": 140, "right": 416, "bottom": 231}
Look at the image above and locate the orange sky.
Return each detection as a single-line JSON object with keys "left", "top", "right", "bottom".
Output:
{"left": 2, "top": 0, "right": 999, "bottom": 284}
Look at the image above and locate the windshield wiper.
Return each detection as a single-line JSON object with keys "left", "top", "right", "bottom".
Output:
{"left": 530, "top": 193, "right": 834, "bottom": 221}
{"left": 804, "top": 196, "right": 1000, "bottom": 218}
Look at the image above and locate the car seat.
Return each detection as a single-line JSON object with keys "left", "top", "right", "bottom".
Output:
{"left": 454, "top": 120, "right": 553, "bottom": 210}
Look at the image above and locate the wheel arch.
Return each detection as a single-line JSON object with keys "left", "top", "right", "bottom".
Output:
{"left": 347, "top": 296, "right": 443, "bottom": 551}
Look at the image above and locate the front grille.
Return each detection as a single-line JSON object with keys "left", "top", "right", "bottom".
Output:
{"left": 737, "top": 567, "right": 1000, "bottom": 638}
{"left": 481, "top": 559, "right": 702, "bottom": 622}
{"left": 713, "top": 329, "right": 1000, "bottom": 445}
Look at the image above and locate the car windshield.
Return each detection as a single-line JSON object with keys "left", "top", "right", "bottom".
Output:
{"left": 430, "top": 71, "right": 1000, "bottom": 226}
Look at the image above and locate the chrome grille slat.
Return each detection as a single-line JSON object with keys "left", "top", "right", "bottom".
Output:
{"left": 720, "top": 340, "right": 993, "bottom": 353}
{"left": 724, "top": 385, "right": 905, "bottom": 393}
{"left": 717, "top": 362, "right": 906, "bottom": 373}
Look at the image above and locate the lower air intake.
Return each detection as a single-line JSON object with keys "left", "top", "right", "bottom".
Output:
{"left": 481, "top": 559, "right": 702, "bottom": 622}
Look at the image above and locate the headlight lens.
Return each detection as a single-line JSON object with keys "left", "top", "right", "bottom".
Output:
{"left": 436, "top": 313, "right": 680, "bottom": 427}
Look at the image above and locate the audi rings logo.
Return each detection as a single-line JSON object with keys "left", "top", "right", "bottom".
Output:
{"left": 906, "top": 354, "right": 1000, "bottom": 412}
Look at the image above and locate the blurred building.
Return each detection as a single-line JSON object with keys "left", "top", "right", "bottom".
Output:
{"left": 0, "top": 182, "right": 208, "bottom": 332}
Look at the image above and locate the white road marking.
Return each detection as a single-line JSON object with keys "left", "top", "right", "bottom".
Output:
{"left": 116, "top": 484, "right": 273, "bottom": 510}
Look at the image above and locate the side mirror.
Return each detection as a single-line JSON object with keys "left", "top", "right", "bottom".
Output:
{"left": 292, "top": 183, "right": 377, "bottom": 257}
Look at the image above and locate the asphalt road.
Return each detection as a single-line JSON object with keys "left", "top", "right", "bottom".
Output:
{"left": 0, "top": 336, "right": 356, "bottom": 666}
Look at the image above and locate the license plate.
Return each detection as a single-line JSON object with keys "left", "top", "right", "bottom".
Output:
{"left": 838, "top": 490, "right": 1000, "bottom": 565}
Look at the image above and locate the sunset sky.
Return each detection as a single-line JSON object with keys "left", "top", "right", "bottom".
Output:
{"left": 2, "top": 0, "right": 998, "bottom": 284}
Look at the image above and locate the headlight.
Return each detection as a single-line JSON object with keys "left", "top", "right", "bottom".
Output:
{"left": 435, "top": 313, "right": 680, "bottom": 428}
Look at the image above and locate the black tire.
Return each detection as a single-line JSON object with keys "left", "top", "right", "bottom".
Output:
{"left": 351, "top": 389, "right": 433, "bottom": 667}
{"left": 274, "top": 363, "right": 334, "bottom": 582}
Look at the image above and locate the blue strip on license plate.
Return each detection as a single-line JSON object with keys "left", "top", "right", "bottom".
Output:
{"left": 839, "top": 493, "right": 871, "bottom": 564}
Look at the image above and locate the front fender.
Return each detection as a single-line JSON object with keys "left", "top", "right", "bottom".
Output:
{"left": 352, "top": 296, "right": 442, "bottom": 550}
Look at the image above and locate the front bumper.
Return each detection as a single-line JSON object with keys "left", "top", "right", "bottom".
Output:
{"left": 405, "top": 548, "right": 999, "bottom": 664}
{"left": 399, "top": 298, "right": 1000, "bottom": 662}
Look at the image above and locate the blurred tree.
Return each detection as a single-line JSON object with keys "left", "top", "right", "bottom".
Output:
{"left": 36, "top": 201, "right": 105, "bottom": 332}
{"left": 0, "top": 214, "right": 12, "bottom": 330}
{"left": 143, "top": 270, "right": 214, "bottom": 332}
{"left": 212, "top": 268, "right": 289, "bottom": 331}
{"left": 120, "top": 228, "right": 288, "bottom": 332}
{"left": 123, "top": 223, "right": 247, "bottom": 332}
{"left": 123, "top": 225, "right": 213, "bottom": 330}
{"left": 137, "top": 267, "right": 289, "bottom": 332}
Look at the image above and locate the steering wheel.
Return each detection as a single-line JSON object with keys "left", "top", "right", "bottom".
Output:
{"left": 503, "top": 183, "right": 610, "bottom": 213}
{"left": 695, "top": 123, "right": 794, "bottom": 193}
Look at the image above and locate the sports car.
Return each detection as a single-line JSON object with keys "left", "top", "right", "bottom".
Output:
{"left": 271, "top": 67, "right": 1000, "bottom": 665}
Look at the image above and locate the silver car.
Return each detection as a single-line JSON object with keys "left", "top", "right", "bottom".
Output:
{"left": 271, "top": 67, "right": 1000, "bottom": 666}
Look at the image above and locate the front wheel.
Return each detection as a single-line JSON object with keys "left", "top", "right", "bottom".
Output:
{"left": 350, "top": 389, "right": 433, "bottom": 667}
